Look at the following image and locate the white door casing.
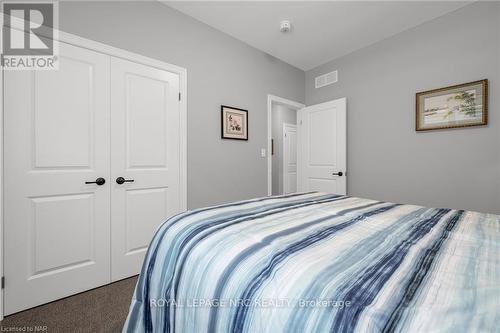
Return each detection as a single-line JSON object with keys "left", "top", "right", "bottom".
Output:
{"left": 297, "top": 98, "right": 347, "bottom": 195}
{"left": 283, "top": 123, "right": 297, "bottom": 194}
{"left": 4, "top": 42, "right": 111, "bottom": 315}
{"left": 110, "top": 57, "right": 181, "bottom": 281}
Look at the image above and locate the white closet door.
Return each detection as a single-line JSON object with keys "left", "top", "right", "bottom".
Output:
{"left": 110, "top": 57, "right": 181, "bottom": 281}
{"left": 297, "top": 98, "right": 347, "bottom": 195}
{"left": 283, "top": 123, "right": 297, "bottom": 194}
{"left": 4, "top": 42, "right": 111, "bottom": 315}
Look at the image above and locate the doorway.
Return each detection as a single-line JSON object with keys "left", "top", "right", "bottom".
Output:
{"left": 267, "top": 95, "right": 347, "bottom": 197}
{"left": 267, "top": 95, "right": 304, "bottom": 196}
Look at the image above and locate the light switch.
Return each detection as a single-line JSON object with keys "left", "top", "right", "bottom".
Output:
{"left": 261, "top": 148, "right": 266, "bottom": 157}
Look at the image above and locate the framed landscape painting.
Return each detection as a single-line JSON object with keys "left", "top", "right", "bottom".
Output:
{"left": 416, "top": 79, "right": 488, "bottom": 131}
{"left": 221, "top": 105, "right": 248, "bottom": 140}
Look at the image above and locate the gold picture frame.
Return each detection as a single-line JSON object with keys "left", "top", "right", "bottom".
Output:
{"left": 416, "top": 79, "right": 488, "bottom": 131}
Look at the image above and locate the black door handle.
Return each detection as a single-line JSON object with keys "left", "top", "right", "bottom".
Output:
{"left": 85, "top": 177, "right": 106, "bottom": 185}
{"left": 332, "top": 172, "right": 343, "bottom": 177}
{"left": 116, "top": 177, "right": 134, "bottom": 185}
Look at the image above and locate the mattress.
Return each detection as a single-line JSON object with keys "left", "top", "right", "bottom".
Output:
{"left": 123, "top": 192, "right": 500, "bottom": 333}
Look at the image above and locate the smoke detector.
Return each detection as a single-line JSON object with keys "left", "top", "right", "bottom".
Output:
{"left": 280, "top": 20, "right": 291, "bottom": 33}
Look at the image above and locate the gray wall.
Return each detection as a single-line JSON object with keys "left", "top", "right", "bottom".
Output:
{"left": 59, "top": 1, "right": 304, "bottom": 209}
{"left": 305, "top": 2, "right": 500, "bottom": 213}
{"left": 271, "top": 104, "right": 297, "bottom": 195}
{"left": 59, "top": 1, "right": 499, "bottom": 213}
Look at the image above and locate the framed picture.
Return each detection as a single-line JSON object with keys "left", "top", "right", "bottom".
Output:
{"left": 416, "top": 79, "right": 488, "bottom": 131}
{"left": 221, "top": 105, "right": 248, "bottom": 140}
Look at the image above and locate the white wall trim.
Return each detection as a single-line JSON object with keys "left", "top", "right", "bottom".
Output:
{"left": 1, "top": 24, "right": 188, "bottom": 319}
{"left": 267, "top": 94, "right": 304, "bottom": 196}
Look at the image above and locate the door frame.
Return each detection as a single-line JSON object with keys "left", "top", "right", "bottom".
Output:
{"left": 0, "top": 21, "right": 188, "bottom": 319}
{"left": 282, "top": 123, "right": 297, "bottom": 194}
{"left": 267, "top": 95, "right": 304, "bottom": 196}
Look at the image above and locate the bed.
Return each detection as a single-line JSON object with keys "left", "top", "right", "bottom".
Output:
{"left": 123, "top": 192, "right": 499, "bottom": 333}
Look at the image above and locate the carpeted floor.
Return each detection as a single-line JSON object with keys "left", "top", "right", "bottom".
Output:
{"left": 0, "top": 276, "right": 138, "bottom": 333}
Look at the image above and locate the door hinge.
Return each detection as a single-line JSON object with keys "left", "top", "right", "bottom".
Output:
{"left": 178, "top": 92, "right": 181, "bottom": 101}
{"left": 1, "top": 276, "right": 4, "bottom": 289}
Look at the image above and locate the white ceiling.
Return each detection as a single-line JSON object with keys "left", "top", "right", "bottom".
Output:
{"left": 164, "top": 1, "right": 471, "bottom": 70}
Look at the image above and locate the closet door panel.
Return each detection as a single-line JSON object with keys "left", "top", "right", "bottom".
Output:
{"left": 110, "top": 57, "right": 181, "bottom": 281}
{"left": 4, "top": 42, "right": 111, "bottom": 315}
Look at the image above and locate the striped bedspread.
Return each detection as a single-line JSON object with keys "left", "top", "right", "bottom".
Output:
{"left": 123, "top": 193, "right": 500, "bottom": 333}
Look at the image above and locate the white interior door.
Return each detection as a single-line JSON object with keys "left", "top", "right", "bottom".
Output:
{"left": 4, "top": 42, "right": 111, "bottom": 315}
{"left": 110, "top": 57, "right": 181, "bottom": 281}
{"left": 283, "top": 123, "right": 297, "bottom": 194}
{"left": 297, "top": 98, "right": 346, "bottom": 195}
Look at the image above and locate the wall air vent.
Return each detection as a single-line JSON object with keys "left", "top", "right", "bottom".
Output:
{"left": 315, "top": 70, "right": 338, "bottom": 89}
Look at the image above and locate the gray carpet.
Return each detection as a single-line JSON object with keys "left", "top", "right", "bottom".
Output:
{"left": 0, "top": 276, "right": 138, "bottom": 333}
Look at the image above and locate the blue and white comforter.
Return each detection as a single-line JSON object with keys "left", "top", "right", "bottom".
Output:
{"left": 124, "top": 192, "right": 500, "bottom": 333}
